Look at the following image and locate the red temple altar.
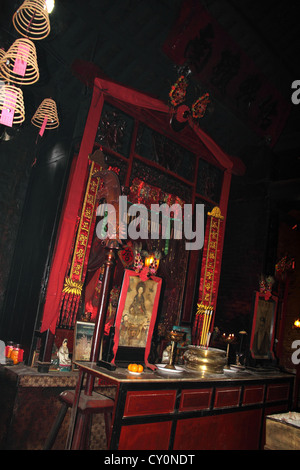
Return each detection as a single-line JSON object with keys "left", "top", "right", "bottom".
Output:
{"left": 37, "top": 77, "right": 244, "bottom": 369}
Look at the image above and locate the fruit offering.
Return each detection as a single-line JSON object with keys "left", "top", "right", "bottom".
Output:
{"left": 128, "top": 363, "right": 144, "bottom": 373}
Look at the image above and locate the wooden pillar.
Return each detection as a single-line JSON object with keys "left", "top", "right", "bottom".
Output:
{"left": 85, "top": 245, "right": 117, "bottom": 395}
{"left": 65, "top": 245, "right": 117, "bottom": 450}
{"left": 37, "top": 329, "right": 55, "bottom": 373}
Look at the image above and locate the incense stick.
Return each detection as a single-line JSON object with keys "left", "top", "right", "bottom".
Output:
{"left": 200, "top": 309, "right": 208, "bottom": 345}
{"left": 200, "top": 307, "right": 213, "bottom": 347}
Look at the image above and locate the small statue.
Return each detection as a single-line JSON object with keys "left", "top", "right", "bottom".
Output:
{"left": 161, "top": 344, "right": 171, "bottom": 363}
{"left": 58, "top": 338, "right": 71, "bottom": 371}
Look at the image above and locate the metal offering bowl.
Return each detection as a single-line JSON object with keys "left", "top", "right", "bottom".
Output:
{"left": 183, "top": 346, "right": 227, "bottom": 374}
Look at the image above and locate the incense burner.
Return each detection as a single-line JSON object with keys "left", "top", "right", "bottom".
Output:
{"left": 183, "top": 346, "right": 226, "bottom": 374}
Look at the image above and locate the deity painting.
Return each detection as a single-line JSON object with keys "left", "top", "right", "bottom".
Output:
{"left": 250, "top": 292, "right": 278, "bottom": 360}
{"left": 118, "top": 276, "right": 158, "bottom": 348}
{"left": 73, "top": 321, "right": 95, "bottom": 363}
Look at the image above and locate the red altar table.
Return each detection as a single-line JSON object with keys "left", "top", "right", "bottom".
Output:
{"left": 67, "top": 362, "right": 294, "bottom": 450}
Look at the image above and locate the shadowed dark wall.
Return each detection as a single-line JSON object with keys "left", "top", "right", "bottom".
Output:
{"left": 0, "top": 129, "right": 73, "bottom": 359}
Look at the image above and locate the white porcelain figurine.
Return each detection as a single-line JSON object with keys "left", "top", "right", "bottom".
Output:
{"left": 58, "top": 338, "right": 71, "bottom": 371}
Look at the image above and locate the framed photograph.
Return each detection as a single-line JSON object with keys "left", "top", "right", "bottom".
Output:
{"left": 111, "top": 269, "right": 162, "bottom": 368}
{"left": 250, "top": 291, "right": 278, "bottom": 360}
{"left": 73, "top": 321, "right": 95, "bottom": 369}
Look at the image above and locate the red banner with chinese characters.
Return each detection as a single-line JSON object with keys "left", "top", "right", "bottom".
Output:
{"left": 192, "top": 206, "right": 224, "bottom": 346}
{"left": 69, "top": 162, "right": 100, "bottom": 282}
{"left": 59, "top": 160, "right": 101, "bottom": 328}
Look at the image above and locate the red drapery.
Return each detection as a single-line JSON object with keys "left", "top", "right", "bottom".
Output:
{"left": 40, "top": 77, "right": 235, "bottom": 334}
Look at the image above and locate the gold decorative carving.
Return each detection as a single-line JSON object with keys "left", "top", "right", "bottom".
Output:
{"left": 62, "top": 277, "right": 83, "bottom": 296}
{"left": 208, "top": 206, "right": 224, "bottom": 220}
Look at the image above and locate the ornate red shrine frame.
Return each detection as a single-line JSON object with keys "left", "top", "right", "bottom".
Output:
{"left": 111, "top": 270, "right": 162, "bottom": 370}
{"left": 39, "top": 76, "right": 242, "bottom": 349}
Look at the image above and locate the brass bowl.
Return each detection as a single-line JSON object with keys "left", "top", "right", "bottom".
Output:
{"left": 183, "top": 346, "right": 226, "bottom": 374}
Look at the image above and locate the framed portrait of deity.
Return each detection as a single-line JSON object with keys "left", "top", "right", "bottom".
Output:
{"left": 73, "top": 321, "right": 95, "bottom": 370}
{"left": 111, "top": 269, "right": 162, "bottom": 369}
{"left": 250, "top": 291, "right": 278, "bottom": 360}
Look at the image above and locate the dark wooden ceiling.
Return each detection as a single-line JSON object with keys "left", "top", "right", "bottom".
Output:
{"left": 1, "top": 0, "right": 300, "bottom": 199}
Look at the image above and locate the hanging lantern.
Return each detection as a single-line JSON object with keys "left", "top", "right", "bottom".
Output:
{"left": 0, "top": 85, "right": 25, "bottom": 127}
{"left": 0, "top": 39, "right": 39, "bottom": 85}
{"left": 31, "top": 98, "right": 59, "bottom": 136}
{"left": 12, "top": 0, "right": 51, "bottom": 41}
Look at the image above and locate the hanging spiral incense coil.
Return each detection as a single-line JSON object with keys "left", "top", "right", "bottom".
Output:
{"left": 0, "top": 84, "right": 25, "bottom": 126}
{"left": 31, "top": 98, "right": 59, "bottom": 130}
{"left": 0, "top": 39, "right": 39, "bottom": 85}
{"left": 12, "top": 0, "right": 51, "bottom": 41}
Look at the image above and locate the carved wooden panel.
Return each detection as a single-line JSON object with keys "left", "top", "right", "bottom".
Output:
{"left": 242, "top": 385, "right": 265, "bottom": 405}
{"left": 118, "top": 421, "right": 173, "bottom": 450}
{"left": 179, "top": 388, "right": 213, "bottom": 411}
{"left": 214, "top": 386, "right": 241, "bottom": 408}
{"left": 123, "top": 389, "right": 176, "bottom": 417}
